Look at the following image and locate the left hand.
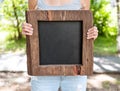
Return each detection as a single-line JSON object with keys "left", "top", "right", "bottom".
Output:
{"left": 87, "top": 26, "right": 98, "bottom": 40}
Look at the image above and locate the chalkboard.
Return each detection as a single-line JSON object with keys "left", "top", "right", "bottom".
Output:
{"left": 26, "top": 10, "right": 93, "bottom": 76}
{"left": 38, "top": 21, "right": 83, "bottom": 65}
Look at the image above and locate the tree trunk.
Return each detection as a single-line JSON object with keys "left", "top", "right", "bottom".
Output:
{"left": 12, "top": 0, "right": 22, "bottom": 40}
{"left": 116, "top": 0, "right": 120, "bottom": 53}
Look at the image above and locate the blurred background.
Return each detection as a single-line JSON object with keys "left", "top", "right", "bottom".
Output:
{"left": 0, "top": 0, "right": 120, "bottom": 91}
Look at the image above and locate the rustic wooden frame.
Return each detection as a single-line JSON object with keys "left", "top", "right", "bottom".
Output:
{"left": 26, "top": 10, "right": 93, "bottom": 76}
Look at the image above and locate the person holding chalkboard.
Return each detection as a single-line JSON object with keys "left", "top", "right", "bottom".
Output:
{"left": 22, "top": 0, "right": 98, "bottom": 91}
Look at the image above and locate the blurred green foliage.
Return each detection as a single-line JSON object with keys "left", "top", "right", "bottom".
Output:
{"left": 94, "top": 36, "right": 117, "bottom": 55}
{"left": 90, "top": 0, "right": 118, "bottom": 37}
{"left": 0, "top": 0, "right": 118, "bottom": 54}
{"left": 1, "top": 0, "right": 27, "bottom": 40}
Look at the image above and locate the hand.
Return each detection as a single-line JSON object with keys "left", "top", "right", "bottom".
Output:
{"left": 22, "top": 22, "right": 33, "bottom": 36}
{"left": 87, "top": 26, "right": 98, "bottom": 40}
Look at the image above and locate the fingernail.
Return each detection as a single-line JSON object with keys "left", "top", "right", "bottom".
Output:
{"left": 29, "top": 24, "right": 32, "bottom": 27}
{"left": 31, "top": 28, "right": 33, "bottom": 30}
{"left": 87, "top": 36, "right": 89, "bottom": 39}
{"left": 94, "top": 26, "right": 97, "bottom": 29}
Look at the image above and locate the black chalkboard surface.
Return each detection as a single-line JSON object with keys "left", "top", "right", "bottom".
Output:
{"left": 38, "top": 21, "right": 83, "bottom": 65}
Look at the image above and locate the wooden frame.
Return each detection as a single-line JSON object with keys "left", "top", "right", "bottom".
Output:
{"left": 26, "top": 10, "right": 93, "bottom": 76}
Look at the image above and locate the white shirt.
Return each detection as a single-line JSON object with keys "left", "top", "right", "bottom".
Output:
{"left": 37, "top": 0, "right": 82, "bottom": 10}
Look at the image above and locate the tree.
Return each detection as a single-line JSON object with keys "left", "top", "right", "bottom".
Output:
{"left": 90, "top": 0, "right": 117, "bottom": 37}
{"left": 1, "top": 0, "right": 27, "bottom": 40}
{"left": 116, "top": 0, "right": 120, "bottom": 53}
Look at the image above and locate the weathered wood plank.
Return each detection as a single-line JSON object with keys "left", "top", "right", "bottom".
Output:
{"left": 26, "top": 10, "right": 93, "bottom": 76}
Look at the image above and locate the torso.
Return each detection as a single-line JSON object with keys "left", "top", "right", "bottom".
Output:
{"left": 37, "top": 0, "right": 82, "bottom": 10}
{"left": 44, "top": 0, "right": 73, "bottom": 6}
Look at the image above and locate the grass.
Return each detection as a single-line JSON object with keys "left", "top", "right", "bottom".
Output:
{"left": 102, "top": 81, "right": 111, "bottom": 89}
{"left": 94, "top": 35, "right": 117, "bottom": 56}
{"left": 0, "top": 32, "right": 26, "bottom": 53}
{"left": 116, "top": 79, "right": 120, "bottom": 85}
{"left": 5, "top": 37, "right": 26, "bottom": 52}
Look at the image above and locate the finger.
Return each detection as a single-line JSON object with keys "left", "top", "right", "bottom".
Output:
{"left": 87, "top": 35, "right": 95, "bottom": 40}
{"left": 88, "top": 26, "right": 97, "bottom": 31}
{"left": 22, "top": 22, "right": 32, "bottom": 28}
{"left": 23, "top": 29, "right": 33, "bottom": 34}
{"left": 87, "top": 32, "right": 98, "bottom": 39}
{"left": 87, "top": 31, "right": 98, "bottom": 36}
{"left": 87, "top": 26, "right": 98, "bottom": 40}
{"left": 22, "top": 31, "right": 33, "bottom": 36}
{"left": 25, "top": 32, "right": 33, "bottom": 35}
{"left": 87, "top": 30, "right": 95, "bottom": 35}
{"left": 22, "top": 31, "right": 27, "bottom": 35}
{"left": 92, "top": 34, "right": 98, "bottom": 40}
{"left": 87, "top": 29, "right": 98, "bottom": 39}
{"left": 88, "top": 31, "right": 98, "bottom": 37}
{"left": 22, "top": 26, "right": 33, "bottom": 32}
{"left": 22, "top": 24, "right": 33, "bottom": 29}
{"left": 87, "top": 34, "right": 98, "bottom": 40}
{"left": 88, "top": 27, "right": 98, "bottom": 34}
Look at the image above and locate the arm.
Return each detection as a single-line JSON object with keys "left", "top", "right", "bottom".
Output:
{"left": 81, "top": 0, "right": 90, "bottom": 10}
{"left": 80, "top": 0, "right": 98, "bottom": 39}
{"left": 23, "top": 0, "right": 98, "bottom": 39}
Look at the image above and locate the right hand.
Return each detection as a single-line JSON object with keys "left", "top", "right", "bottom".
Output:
{"left": 22, "top": 22, "right": 33, "bottom": 36}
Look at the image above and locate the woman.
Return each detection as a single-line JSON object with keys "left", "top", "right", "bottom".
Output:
{"left": 22, "top": 0, "right": 98, "bottom": 91}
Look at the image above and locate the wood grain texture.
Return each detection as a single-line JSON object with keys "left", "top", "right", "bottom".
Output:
{"left": 26, "top": 10, "right": 93, "bottom": 76}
